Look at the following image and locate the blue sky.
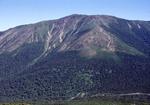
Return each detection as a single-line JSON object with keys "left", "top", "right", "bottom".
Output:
{"left": 0, "top": 0, "right": 150, "bottom": 31}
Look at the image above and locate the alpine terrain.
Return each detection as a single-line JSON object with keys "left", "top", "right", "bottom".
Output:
{"left": 0, "top": 14, "right": 150, "bottom": 102}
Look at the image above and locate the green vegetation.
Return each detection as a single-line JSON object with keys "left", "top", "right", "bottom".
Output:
{"left": 0, "top": 103, "right": 30, "bottom": 105}
{"left": 0, "top": 51, "right": 150, "bottom": 101}
{"left": 65, "top": 100, "right": 150, "bottom": 105}
{"left": 0, "top": 99, "right": 150, "bottom": 105}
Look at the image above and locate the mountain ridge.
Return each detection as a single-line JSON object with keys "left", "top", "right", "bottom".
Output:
{"left": 1, "top": 14, "right": 149, "bottom": 55}
{"left": 0, "top": 14, "right": 150, "bottom": 102}
{"left": 2, "top": 14, "right": 150, "bottom": 32}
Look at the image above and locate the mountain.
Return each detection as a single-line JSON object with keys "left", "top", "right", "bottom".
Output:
{"left": 0, "top": 14, "right": 150, "bottom": 102}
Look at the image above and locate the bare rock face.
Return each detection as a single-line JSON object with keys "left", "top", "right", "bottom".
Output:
{"left": 1, "top": 14, "right": 149, "bottom": 58}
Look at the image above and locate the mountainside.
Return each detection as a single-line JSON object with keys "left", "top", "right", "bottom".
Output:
{"left": 0, "top": 14, "right": 150, "bottom": 102}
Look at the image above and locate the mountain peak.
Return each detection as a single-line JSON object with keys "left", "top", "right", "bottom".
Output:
{"left": 0, "top": 14, "right": 149, "bottom": 57}
{"left": 0, "top": 14, "right": 150, "bottom": 102}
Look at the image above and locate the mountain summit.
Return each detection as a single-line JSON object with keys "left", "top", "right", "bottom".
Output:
{"left": 0, "top": 14, "right": 150, "bottom": 101}
{"left": 1, "top": 15, "right": 150, "bottom": 56}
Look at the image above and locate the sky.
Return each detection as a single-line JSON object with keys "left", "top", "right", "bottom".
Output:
{"left": 0, "top": 0, "right": 150, "bottom": 31}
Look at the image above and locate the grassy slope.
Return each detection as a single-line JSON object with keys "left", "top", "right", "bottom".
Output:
{"left": 0, "top": 99, "right": 150, "bottom": 105}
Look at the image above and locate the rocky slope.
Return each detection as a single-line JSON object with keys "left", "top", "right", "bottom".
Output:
{"left": 1, "top": 15, "right": 150, "bottom": 57}
{"left": 0, "top": 14, "right": 150, "bottom": 102}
